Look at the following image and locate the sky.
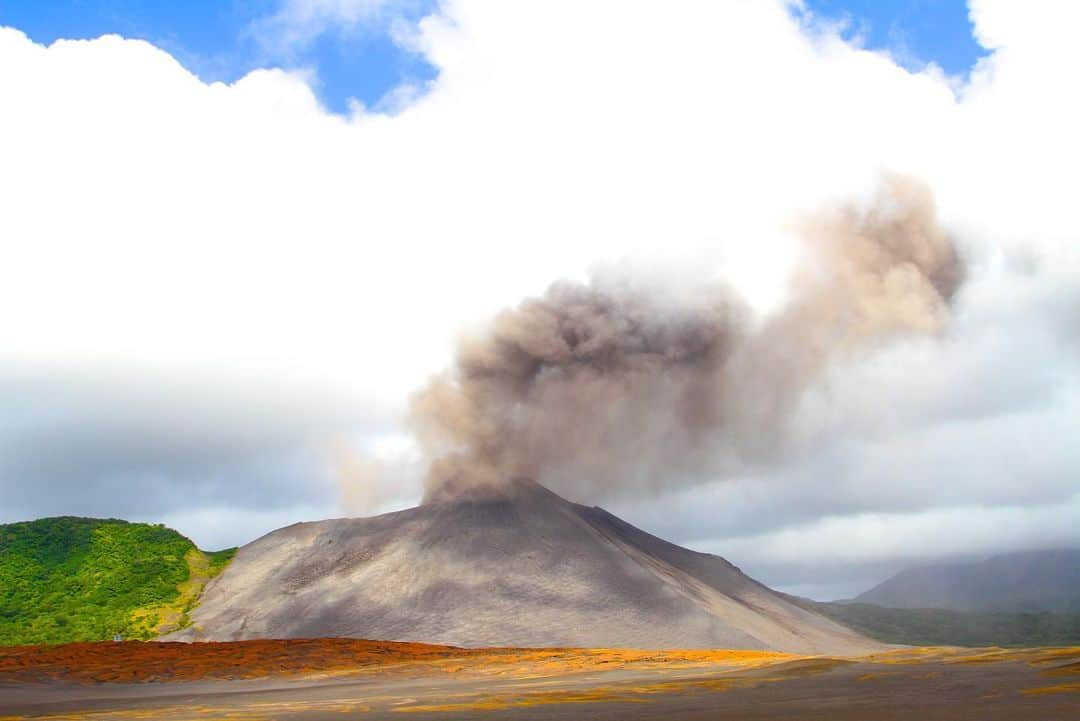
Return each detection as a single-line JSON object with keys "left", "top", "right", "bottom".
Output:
{"left": 2, "top": 0, "right": 982, "bottom": 113}
{"left": 1, "top": 0, "right": 1078, "bottom": 601}
{"left": 0, "top": 0, "right": 439, "bottom": 114}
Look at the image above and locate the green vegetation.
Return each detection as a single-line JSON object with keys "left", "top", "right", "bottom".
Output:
{"left": 811, "top": 600, "right": 1080, "bottom": 647}
{"left": 206, "top": 547, "right": 237, "bottom": 578}
{"left": 0, "top": 517, "right": 235, "bottom": 646}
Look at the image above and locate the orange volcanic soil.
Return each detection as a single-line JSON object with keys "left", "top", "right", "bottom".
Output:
{"left": 0, "top": 639, "right": 480, "bottom": 684}
{"left": 0, "top": 639, "right": 791, "bottom": 685}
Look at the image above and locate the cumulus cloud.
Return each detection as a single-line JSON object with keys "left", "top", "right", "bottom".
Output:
{"left": 251, "top": 0, "right": 418, "bottom": 59}
{"left": 0, "top": 1, "right": 1078, "bottom": 593}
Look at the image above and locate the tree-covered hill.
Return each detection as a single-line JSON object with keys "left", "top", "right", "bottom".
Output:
{"left": 0, "top": 517, "right": 235, "bottom": 646}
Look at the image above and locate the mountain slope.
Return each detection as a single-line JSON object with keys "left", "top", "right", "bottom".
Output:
{"left": 855, "top": 549, "right": 1080, "bottom": 613}
{"left": 0, "top": 517, "right": 235, "bottom": 645}
{"left": 173, "top": 480, "right": 880, "bottom": 654}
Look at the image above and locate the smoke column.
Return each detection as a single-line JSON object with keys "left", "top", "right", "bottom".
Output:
{"left": 410, "top": 175, "right": 963, "bottom": 503}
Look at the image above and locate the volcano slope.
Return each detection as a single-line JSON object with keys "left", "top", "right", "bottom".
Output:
{"left": 171, "top": 479, "right": 877, "bottom": 654}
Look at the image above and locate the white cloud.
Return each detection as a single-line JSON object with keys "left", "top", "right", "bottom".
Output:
{"left": 251, "top": 0, "right": 413, "bottom": 61}
{"left": 1, "top": 2, "right": 1078, "bottom": 577}
{"left": 699, "top": 492, "right": 1080, "bottom": 600}
{"left": 720, "top": 495, "right": 1080, "bottom": 566}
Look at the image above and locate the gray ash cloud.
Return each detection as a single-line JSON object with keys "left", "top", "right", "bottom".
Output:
{"left": 412, "top": 175, "right": 964, "bottom": 503}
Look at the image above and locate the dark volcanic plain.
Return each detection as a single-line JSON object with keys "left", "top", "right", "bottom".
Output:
{"left": 2, "top": 640, "right": 1078, "bottom": 721}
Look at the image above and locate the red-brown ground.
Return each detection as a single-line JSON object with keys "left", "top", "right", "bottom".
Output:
{"left": 0, "top": 639, "right": 485, "bottom": 684}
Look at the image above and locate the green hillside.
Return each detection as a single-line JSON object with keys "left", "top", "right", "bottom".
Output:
{"left": 0, "top": 517, "right": 235, "bottom": 646}
{"left": 802, "top": 598, "right": 1080, "bottom": 647}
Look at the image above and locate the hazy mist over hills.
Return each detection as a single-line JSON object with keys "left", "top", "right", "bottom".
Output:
{"left": 855, "top": 549, "right": 1080, "bottom": 613}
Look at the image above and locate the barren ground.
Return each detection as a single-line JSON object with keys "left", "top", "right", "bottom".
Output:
{"left": 1, "top": 640, "right": 1077, "bottom": 720}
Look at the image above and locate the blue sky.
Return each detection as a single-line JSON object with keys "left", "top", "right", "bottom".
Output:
{"left": 0, "top": 0, "right": 985, "bottom": 114}
{"left": 801, "top": 0, "right": 986, "bottom": 75}
{"left": 0, "top": 0, "right": 439, "bottom": 113}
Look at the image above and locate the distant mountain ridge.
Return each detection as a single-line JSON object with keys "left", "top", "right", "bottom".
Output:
{"left": 0, "top": 517, "right": 235, "bottom": 645}
{"left": 855, "top": 549, "right": 1080, "bottom": 613}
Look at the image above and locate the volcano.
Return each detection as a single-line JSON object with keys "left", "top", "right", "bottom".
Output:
{"left": 171, "top": 479, "right": 879, "bottom": 654}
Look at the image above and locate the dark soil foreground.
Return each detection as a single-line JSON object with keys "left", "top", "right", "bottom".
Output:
{"left": 1, "top": 640, "right": 1077, "bottom": 720}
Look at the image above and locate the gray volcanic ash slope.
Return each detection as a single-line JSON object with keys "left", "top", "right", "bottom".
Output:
{"left": 172, "top": 480, "right": 880, "bottom": 654}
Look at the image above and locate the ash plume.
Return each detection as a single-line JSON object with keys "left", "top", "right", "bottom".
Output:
{"left": 411, "top": 175, "right": 964, "bottom": 503}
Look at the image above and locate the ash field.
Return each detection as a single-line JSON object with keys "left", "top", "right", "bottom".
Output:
{"left": 2, "top": 640, "right": 1078, "bottom": 721}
